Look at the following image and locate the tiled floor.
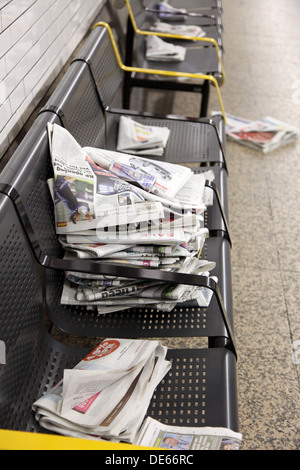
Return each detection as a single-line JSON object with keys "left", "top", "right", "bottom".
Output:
{"left": 202, "top": 0, "right": 300, "bottom": 450}
{"left": 129, "top": 1, "right": 300, "bottom": 449}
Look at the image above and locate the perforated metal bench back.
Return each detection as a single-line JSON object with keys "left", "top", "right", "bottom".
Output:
{"left": 75, "top": 26, "right": 124, "bottom": 110}
{"left": 0, "top": 112, "right": 63, "bottom": 259}
{"left": 40, "top": 61, "right": 106, "bottom": 149}
{"left": 0, "top": 194, "right": 89, "bottom": 431}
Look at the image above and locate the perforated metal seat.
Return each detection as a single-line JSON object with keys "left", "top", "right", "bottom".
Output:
{"left": 39, "top": 35, "right": 230, "bottom": 238}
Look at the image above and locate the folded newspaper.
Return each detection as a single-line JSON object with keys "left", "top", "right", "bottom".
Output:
{"left": 146, "top": 35, "right": 186, "bottom": 62}
{"left": 48, "top": 123, "right": 217, "bottom": 315}
{"left": 135, "top": 417, "right": 243, "bottom": 450}
{"left": 150, "top": 21, "right": 206, "bottom": 39}
{"left": 224, "top": 113, "right": 300, "bottom": 153}
{"left": 32, "top": 338, "right": 171, "bottom": 442}
{"left": 116, "top": 116, "right": 170, "bottom": 156}
{"left": 156, "top": 2, "right": 188, "bottom": 21}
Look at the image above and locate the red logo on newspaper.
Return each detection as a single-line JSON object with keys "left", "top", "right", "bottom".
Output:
{"left": 73, "top": 392, "right": 101, "bottom": 414}
{"left": 83, "top": 340, "right": 120, "bottom": 361}
{"left": 57, "top": 221, "right": 67, "bottom": 228}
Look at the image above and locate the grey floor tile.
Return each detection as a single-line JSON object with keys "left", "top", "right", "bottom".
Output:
{"left": 236, "top": 347, "right": 300, "bottom": 450}
{"left": 201, "top": 0, "right": 300, "bottom": 450}
{"left": 232, "top": 266, "right": 291, "bottom": 348}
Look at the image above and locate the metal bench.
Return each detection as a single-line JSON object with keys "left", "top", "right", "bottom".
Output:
{"left": 120, "top": 0, "right": 225, "bottom": 116}
{"left": 0, "top": 13, "right": 239, "bottom": 438}
{"left": 2, "top": 61, "right": 234, "bottom": 348}
{"left": 0, "top": 190, "right": 238, "bottom": 434}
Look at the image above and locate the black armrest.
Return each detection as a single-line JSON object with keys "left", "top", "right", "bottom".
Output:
{"left": 105, "top": 106, "right": 227, "bottom": 172}
{"left": 0, "top": 183, "right": 236, "bottom": 359}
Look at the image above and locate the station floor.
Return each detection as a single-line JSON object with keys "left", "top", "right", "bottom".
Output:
{"left": 199, "top": 0, "right": 300, "bottom": 450}
{"left": 212, "top": 0, "right": 300, "bottom": 450}
{"left": 5, "top": 0, "right": 299, "bottom": 451}
{"left": 127, "top": 0, "right": 300, "bottom": 450}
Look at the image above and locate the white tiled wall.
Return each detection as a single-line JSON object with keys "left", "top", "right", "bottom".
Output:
{"left": 0, "top": 0, "right": 105, "bottom": 156}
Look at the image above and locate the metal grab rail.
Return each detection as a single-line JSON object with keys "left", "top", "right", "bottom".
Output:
{"left": 92, "top": 21, "right": 226, "bottom": 123}
{"left": 124, "top": 0, "right": 226, "bottom": 86}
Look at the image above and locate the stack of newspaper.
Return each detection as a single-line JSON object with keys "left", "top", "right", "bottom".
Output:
{"left": 116, "top": 116, "right": 170, "bottom": 156}
{"left": 48, "top": 123, "right": 217, "bottom": 315}
{"left": 150, "top": 21, "right": 206, "bottom": 39}
{"left": 224, "top": 113, "right": 300, "bottom": 153}
{"left": 32, "top": 338, "right": 171, "bottom": 442}
{"left": 146, "top": 35, "right": 186, "bottom": 62}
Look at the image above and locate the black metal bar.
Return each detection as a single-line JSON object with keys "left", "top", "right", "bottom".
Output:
{"left": 145, "top": 7, "right": 216, "bottom": 20}
{"left": 123, "top": 14, "right": 135, "bottom": 109}
{"left": 200, "top": 79, "right": 210, "bottom": 117}
{"left": 38, "top": 105, "right": 68, "bottom": 130}
{"left": 128, "top": 76, "right": 205, "bottom": 93}
{"left": 206, "top": 180, "right": 232, "bottom": 247}
{"left": 105, "top": 106, "right": 228, "bottom": 173}
{"left": 71, "top": 57, "right": 107, "bottom": 115}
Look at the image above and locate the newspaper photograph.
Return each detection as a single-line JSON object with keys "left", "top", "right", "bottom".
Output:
{"left": 83, "top": 145, "right": 193, "bottom": 201}
{"left": 155, "top": 2, "right": 187, "bottom": 21}
{"left": 134, "top": 417, "right": 243, "bottom": 450}
{"left": 48, "top": 123, "right": 164, "bottom": 234}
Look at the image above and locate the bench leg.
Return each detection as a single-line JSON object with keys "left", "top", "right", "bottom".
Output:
{"left": 200, "top": 80, "right": 210, "bottom": 117}
{"left": 123, "top": 15, "right": 135, "bottom": 109}
{"left": 123, "top": 72, "right": 132, "bottom": 109}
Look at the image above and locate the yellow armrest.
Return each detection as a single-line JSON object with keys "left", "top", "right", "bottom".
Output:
{"left": 92, "top": 21, "right": 226, "bottom": 123}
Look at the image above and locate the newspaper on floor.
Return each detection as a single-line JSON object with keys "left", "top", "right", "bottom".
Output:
{"left": 146, "top": 35, "right": 186, "bottom": 62}
{"left": 116, "top": 116, "right": 170, "bottom": 156}
{"left": 134, "top": 417, "right": 243, "bottom": 450}
{"left": 32, "top": 339, "right": 171, "bottom": 443}
{"left": 223, "top": 113, "right": 300, "bottom": 153}
{"left": 47, "top": 123, "right": 218, "bottom": 314}
{"left": 150, "top": 21, "right": 206, "bottom": 39}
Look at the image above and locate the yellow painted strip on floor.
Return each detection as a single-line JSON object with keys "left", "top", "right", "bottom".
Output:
{"left": 0, "top": 430, "right": 152, "bottom": 451}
